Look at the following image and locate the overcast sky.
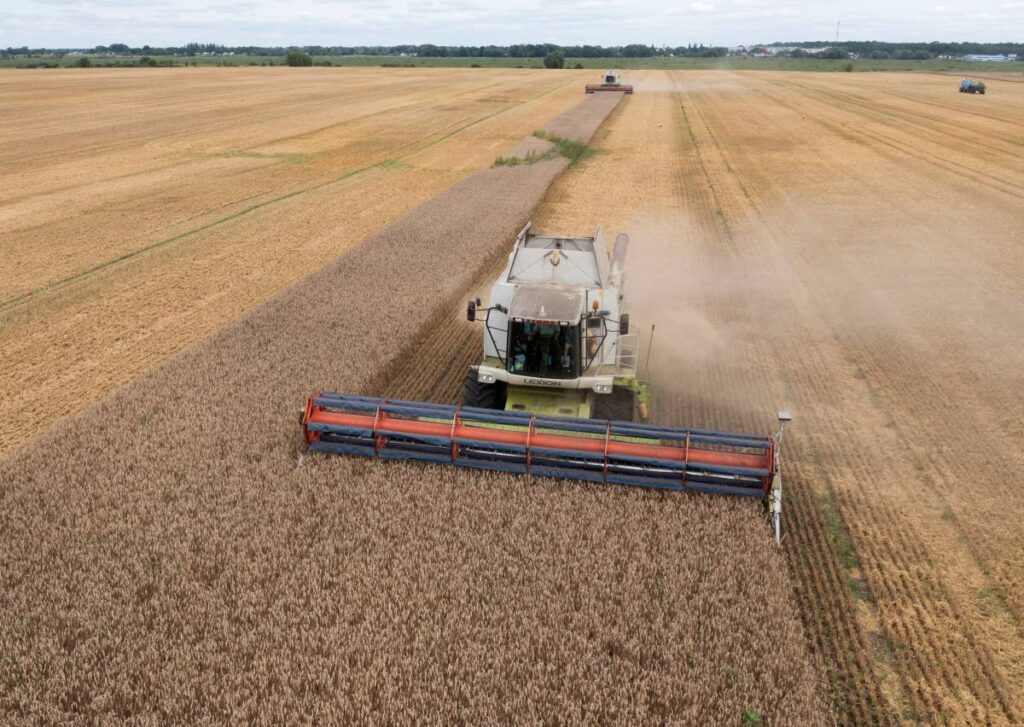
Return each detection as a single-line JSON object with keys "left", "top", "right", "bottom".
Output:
{"left": 3, "top": 0, "right": 1022, "bottom": 48}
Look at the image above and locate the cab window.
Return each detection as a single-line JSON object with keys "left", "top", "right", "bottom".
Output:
{"left": 507, "top": 320, "right": 579, "bottom": 379}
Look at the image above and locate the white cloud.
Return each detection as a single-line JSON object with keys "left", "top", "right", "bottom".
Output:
{"left": 2, "top": 0, "right": 1022, "bottom": 47}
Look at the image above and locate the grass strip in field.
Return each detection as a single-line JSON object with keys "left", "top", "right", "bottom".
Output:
{"left": 493, "top": 130, "right": 600, "bottom": 167}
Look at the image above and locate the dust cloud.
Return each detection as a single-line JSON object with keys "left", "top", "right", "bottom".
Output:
{"left": 632, "top": 76, "right": 750, "bottom": 95}
{"left": 616, "top": 192, "right": 1024, "bottom": 432}
{"left": 617, "top": 215, "right": 782, "bottom": 430}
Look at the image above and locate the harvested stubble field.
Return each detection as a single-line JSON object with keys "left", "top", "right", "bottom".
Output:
{"left": 0, "top": 67, "right": 586, "bottom": 455}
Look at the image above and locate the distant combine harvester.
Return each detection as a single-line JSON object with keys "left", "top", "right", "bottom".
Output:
{"left": 585, "top": 70, "right": 634, "bottom": 94}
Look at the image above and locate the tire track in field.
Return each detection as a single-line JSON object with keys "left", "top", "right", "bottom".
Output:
{"left": 1, "top": 74, "right": 529, "bottom": 169}
{"left": 2, "top": 78, "right": 530, "bottom": 209}
{"left": 847, "top": 74, "right": 1024, "bottom": 130}
{"left": 762, "top": 77, "right": 1024, "bottom": 201}
{"left": 797, "top": 78, "right": 1024, "bottom": 161}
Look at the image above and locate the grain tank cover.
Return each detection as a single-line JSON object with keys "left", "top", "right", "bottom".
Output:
{"left": 508, "top": 286, "right": 586, "bottom": 322}
{"left": 506, "top": 233, "right": 606, "bottom": 288}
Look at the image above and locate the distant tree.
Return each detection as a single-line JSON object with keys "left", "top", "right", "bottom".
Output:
{"left": 543, "top": 49, "right": 565, "bottom": 69}
{"left": 621, "top": 43, "right": 654, "bottom": 57}
{"left": 285, "top": 50, "right": 313, "bottom": 66}
{"left": 108, "top": 43, "right": 130, "bottom": 54}
{"left": 76, "top": 56, "right": 91, "bottom": 67}
{"left": 893, "top": 48, "right": 931, "bottom": 60}
{"left": 790, "top": 48, "right": 807, "bottom": 58}
{"left": 573, "top": 61, "right": 584, "bottom": 69}
{"left": 819, "top": 47, "right": 848, "bottom": 59}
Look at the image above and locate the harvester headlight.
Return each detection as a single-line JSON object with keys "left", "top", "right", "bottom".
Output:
{"left": 595, "top": 384, "right": 613, "bottom": 394}
{"left": 479, "top": 372, "right": 496, "bottom": 384}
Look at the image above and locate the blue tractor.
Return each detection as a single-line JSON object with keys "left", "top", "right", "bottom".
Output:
{"left": 959, "top": 78, "right": 986, "bottom": 95}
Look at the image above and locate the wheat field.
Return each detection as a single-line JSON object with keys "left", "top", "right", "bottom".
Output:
{"left": 4, "top": 67, "right": 1023, "bottom": 724}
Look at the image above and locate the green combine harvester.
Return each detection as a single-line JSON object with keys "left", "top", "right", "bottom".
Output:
{"left": 303, "top": 223, "right": 791, "bottom": 543}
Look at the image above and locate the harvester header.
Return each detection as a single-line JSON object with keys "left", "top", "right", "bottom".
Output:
{"left": 586, "top": 70, "right": 633, "bottom": 94}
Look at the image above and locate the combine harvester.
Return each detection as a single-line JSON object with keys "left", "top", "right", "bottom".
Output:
{"left": 303, "top": 224, "right": 791, "bottom": 542}
{"left": 585, "top": 70, "right": 633, "bottom": 94}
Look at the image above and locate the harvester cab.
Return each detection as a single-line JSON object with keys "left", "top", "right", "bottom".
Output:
{"left": 465, "top": 223, "right": 645, "bottom": 421}
{"left": 301, "top": 222, "right": 792, "bottom": 544}
{"left": 585, "top": 70, "right": 634, "bottom": 94}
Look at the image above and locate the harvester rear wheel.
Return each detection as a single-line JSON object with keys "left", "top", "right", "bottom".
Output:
{"left": 462, "top": 369, "right": 506, "bottom": 410}
{"left": 592, "top": 388, "right": 636, "bottom": 422}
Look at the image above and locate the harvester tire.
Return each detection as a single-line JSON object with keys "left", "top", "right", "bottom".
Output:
{"left": 592, "top": 388, "right": 636, "bottom": 422}
{"left": 463, "top": 370, "right": 506, "bottom": 410}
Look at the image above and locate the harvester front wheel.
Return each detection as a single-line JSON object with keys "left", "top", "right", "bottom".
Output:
{"left": 463, "top": 369, "right": 507, "bottom": 410}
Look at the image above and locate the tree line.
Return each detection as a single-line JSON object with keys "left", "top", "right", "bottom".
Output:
{"left": 4, "top": 40, "right": 1021, "bottom": 61}
{"left": 3, "top": 42, "right": 726, "bottom": 59}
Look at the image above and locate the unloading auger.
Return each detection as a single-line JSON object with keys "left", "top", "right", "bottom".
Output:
{"left": 302, "top": 224, "right": 791, "bottom": 543}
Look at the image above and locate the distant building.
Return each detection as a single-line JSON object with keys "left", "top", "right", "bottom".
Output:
{"left": 963, "top": 54, "right": 1013, "bottom": 62}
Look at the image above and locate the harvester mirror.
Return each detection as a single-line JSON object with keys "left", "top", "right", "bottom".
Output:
{"left": 620, "top": 313, "right": 630, "bottom": 335}
{"left": 778, "top": 411, "right": 792, "bottom": 423}
{"left": 466, "top": 300, "right": 477, "bottom": 322}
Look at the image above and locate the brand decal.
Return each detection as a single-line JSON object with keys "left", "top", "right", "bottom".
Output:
{"left": 522, "top": 378, "right": 566, "bottom": 387}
